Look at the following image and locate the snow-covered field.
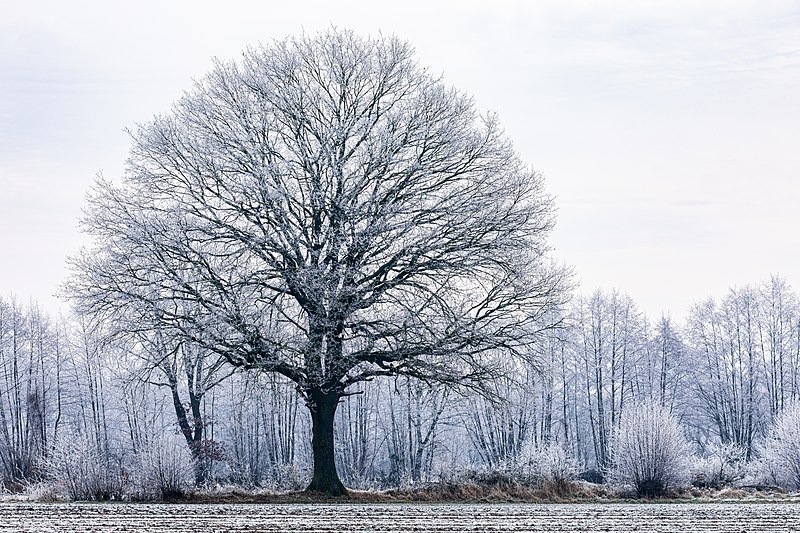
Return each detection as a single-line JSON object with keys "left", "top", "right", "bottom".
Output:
{"left": 0, "top": 503, "right": 798, "bottom": 532}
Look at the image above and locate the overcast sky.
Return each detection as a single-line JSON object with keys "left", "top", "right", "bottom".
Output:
{"left": 1, "top": 0, "right": 799, "bottom": 321}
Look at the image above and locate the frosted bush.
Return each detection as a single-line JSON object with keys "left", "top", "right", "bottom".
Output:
{"left": 45, "top": 432, "right": 122, "bottom": 501}
{"left": 742, "top": 457, "right": 777, "bottom": 487}
{"left": 339, "top": 470, "right": 384, "bottom": 492}
{"left": 476, "top": 442, "right": 580, "bottom": 490}
{"left": 610, "top": 402, "right": 691, "bottom": 497}
{"left": 509, "top": 443, "right": 580, "bottom": 490}
{"left": 690, "top": 442, "right": 747, "bottom": 488}
{"left": 131, "top": 435, "right": 193, "bottom": 500}
{"left": 756, "top": 402, "right": 800, "bottom": 489}
{"left": 527, "top": 443, "right": 579, "bottom": 490}
{"left": 261, "top": 463, "right": 310, "bottom": 492}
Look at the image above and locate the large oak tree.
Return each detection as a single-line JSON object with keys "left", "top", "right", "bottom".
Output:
{"left": 68, "top": 29, "right": 568, "bottom": 495}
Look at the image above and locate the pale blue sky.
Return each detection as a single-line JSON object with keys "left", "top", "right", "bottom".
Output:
{"left": 1, "top": 0, "right": 799, "bottom": 320}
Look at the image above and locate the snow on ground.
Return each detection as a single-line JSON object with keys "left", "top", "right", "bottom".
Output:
{"left": 0, "top": 503, "right": 798, "bottom": 532}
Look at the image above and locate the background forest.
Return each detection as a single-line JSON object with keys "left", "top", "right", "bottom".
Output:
{"left": 2, "top": 274, "right": 800, "bottom": 499}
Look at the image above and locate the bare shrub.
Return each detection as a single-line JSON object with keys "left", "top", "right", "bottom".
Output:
{"left": 45, "top": 432, "right": 122, "bottom": 501}
{"left": 131, "top": 435, "right": 194, "bottom": 500}
{"left": 690, "top": 442, "right": 747, "bottom": 488}
{"left": 755, "top": 402, "right": 800, "bottom": 489}
{"left": 449, "top": 442, "right": 579, "bottom": 495}
{"left": 610, "top": 402, "right": 691, "bottom": 497}
{"left": 261, "top": 463, "right": 311, "bottom": 492}
{"left": 741, "top": 457, "right": 778, "bottom": 488}
{"left": 529, "top": 443, "right": 580, "bottom": 492}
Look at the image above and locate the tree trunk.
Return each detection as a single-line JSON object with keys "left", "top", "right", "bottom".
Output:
{"left": 189, "top": 440, "right": 209, "bottom": 486}
{"left": 306, "top": 390, "right": 347, "bottom": 496}
{"left": 169, "top": 379, "right": 208, "bottom": 485}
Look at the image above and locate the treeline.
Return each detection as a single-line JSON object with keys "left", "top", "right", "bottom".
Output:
{"left": 2, "top": 275, "right": 800, "bottom": 498}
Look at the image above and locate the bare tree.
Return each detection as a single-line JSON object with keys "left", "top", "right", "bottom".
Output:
{"left": 464, "top": 373, "right": 533, "bottom": 468}
{"left": 224, "top": 372, "right": 304, "bottom": 488}
{"left": 633, "top": 316, "right": 686, "bottom": 411}
{"left": 384, "top": 378, "right": 449, "bottom": 485}
{"left": 756, "top": 276, "right": 800, "bottom": 419}
{"left": 125, "top": 330, "right": 230, "bottom": 485}
{"left": 687, "top": 290, "right": 762, "bottom": 456}
{"left": 336, "top": 380, "right": 382, "bottom": 487}
{"left": 0, "top": 297, "right": 51, "bottom": 484}
{"left": 574, "top": 290, "right": 645, "bottom": 469}
{"left": 67, "top": 29, "right": 568, "bottom": 495}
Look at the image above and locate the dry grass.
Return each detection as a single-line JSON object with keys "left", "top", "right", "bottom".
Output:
{"left": 180, "top": 481, "right": 800, "bottom": 504}
{"left": 177, "top": 479, "right": 616, "bottom": 504}
{"left": 377, "top": 479, "right": 614, "bottom": 503}
{"left": 11, "top": 478, "right": 800, "bottom": 504}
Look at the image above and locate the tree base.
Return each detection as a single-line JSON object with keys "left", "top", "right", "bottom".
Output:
{"left": 305, "top": 479, "right": 349, "bottom": 497}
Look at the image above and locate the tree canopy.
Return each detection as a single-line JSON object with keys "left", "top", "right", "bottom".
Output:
{"left": 67, "top": 28, "right": 567, "bottom": 494}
